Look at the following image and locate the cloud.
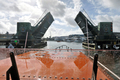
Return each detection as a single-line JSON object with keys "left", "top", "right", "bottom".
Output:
{"left": 0, "top": 0, "right": 39, "bottom": 12}
{"left": 94, "top": 15, "right": 113, "bottom": 24}
{"left": 44, "top": 26, "right": 82, "bottom": 37}
{"left": 63, "top": 0, "right": 82, "bottom": 27}
{"left": 54, "top": 20, "right": 66, "bottom": 26}
{"left": 64, "top": 16, "right": 77, "bottom": 27}
{"left": 0, "top": 0, "right": 20, "bottom": 12}
{"left": 88, "top": 0, "right": 120, "bottom": 11}
{"left": 38, "top": 0, "right": 66, "bottom": 17}
{"left": 99, "top": 0, "right": 120, "bottom": 10}
{"left": 73, "top": 0, "right": 82, "bottom": 11}
{"left": 0, "top": 21, "right": 14, "bottom": 33}
{"left": 0, "top": 12, "right": 5, "bottom": 19}
{"left": 111, "top": 15, "right": 120, "bottom": 32}
{"left": 0, "top": 22, "right": 5, "bottom": 29}
{"left": 17, "top": 2, "right": 35, "bottom": 12}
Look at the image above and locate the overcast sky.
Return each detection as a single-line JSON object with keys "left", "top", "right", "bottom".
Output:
{"left": 0, "top": 0, "right": 120, "bottom": 37}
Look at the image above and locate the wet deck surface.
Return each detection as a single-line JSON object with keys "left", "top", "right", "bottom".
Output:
{"left": 0, "top": 50, "right": 113, "bottom": 80}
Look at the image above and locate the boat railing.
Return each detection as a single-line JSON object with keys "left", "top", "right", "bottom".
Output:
{"left": 55, "top": 45, "right": 72, "bottom": 52}
{"left": 90, "top": 55, "right": 120, "bottom": 80}
{"left": 88, "top": 50, "right": 120, "bottom": 80}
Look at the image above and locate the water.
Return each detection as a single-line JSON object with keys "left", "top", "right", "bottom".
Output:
{"left": 0, "top": 41, "right": 84, "bottom": 49}
{"left": 0, "top": 46, "right": 6, "bottom": 48}
{"left": 44, "top": 41, "right": 84, "bottom": 49}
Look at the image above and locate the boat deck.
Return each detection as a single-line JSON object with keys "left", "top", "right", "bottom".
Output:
{"left": 0, "top": 50, "right": 113, "bottom": 80}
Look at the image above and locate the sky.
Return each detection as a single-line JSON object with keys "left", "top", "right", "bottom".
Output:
{"left": 0, "top": 0, "right": 120, "bottom": 38}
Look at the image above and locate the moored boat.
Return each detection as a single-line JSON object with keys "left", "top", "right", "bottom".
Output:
{"left": 82, "top": 41, "right": 95, "bottom": 49}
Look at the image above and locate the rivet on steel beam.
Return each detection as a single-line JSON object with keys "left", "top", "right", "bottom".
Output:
{"left": 71, "top": 77, "right": 74, "bottom": 79}
{"left": 28, "top": 75, "right": 30, "bottom": 77}
{"left": 2, "top": 74, "right": 5, "bottom": 76}
{"left": 83, "top": 78, "right": 85, "bottom": 80}
{"left": 49, "top": 76, "right": 52, "bottom": 78}
{"left": 38, "top": 76, "right": 41, "bottom": 78}
{"left": 77, "top": 77, "right": 79, "bottom": 79}
{"left": 33, "top": 75, "right": 36, "bottom": 78}
{"left": 23, "top": 75, "right": 25, "bottom": 77}
{"left": 88, "top": 78, "right": 91, "bottom": 80}
{"left": 44, "top": 76, "right": 46, "bottom": 78}
{"left": 60, "top": 77, "right": 62, "bottom": 79}
{"left": 66, "top": 77, "right": 68, "bottom": 79}
{"left": 55, "top": 76, "right": 57, "bottom": 79}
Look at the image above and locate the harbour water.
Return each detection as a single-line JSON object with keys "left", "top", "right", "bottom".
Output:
{"left": 0, "top": 41, "right": 84, "bottom": 49}
{"left": 0, "top": 46, "right": 6, "bottom": 48}
{"left": 44, "top": 41, "right": 84, "bottom": 49}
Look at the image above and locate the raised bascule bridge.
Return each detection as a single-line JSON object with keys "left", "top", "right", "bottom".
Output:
{"left": 10, "top": 12, "right": 54, "bottom": 48}
{"left": 75, "top": 11, "right": 120, "bottom": 49}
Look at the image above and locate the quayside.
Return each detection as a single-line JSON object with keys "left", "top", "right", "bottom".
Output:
{"left": 0, "top": 48, "right": 120, "bottom": 80}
